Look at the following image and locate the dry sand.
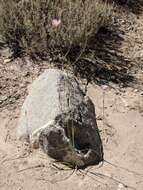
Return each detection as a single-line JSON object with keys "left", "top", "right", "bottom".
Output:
{"left": 0, "top": 84, "right": 143, "bottom": 190}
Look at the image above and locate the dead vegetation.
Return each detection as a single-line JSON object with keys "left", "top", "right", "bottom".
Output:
{"left": 0, "top": 0, "right": 112, "bottom": 59}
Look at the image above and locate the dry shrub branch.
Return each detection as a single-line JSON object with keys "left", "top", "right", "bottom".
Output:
{"left": 0, "top": 0, "right": 112, "bottom": 59}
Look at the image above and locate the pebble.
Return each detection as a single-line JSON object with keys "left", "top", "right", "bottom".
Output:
{"left": 3, "top": 58, "right": 12, "bottom": 64}
{"left": 117, "top": 183, "right": 124, "bottom": 190}
{"left": 134, "top": 89, "right": 138, "bottom": 93}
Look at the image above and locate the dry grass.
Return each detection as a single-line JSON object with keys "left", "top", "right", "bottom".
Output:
{"left": 0, "top": 0, "right": 112, "bottom": 59}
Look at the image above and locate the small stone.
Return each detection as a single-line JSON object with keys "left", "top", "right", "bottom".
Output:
{"left": 102, "top": 85, "right": 108, "bottom": 90}
{"left": 134, "top": 89, "right": 138, "bottom": 93}
{"left": 117, "top": 183, "right": 124, "bottom": 190}
{"left": 0, "top": 96, "right": 7, "bottom": 102}
{"left": 96, "top": 115, "right": 103, "bottom": 120}
{"left": 3, "top": 58, "right": 12, "bottom": 64}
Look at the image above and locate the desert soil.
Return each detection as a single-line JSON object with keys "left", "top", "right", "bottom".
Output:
{"left": 0, "top": 4, "right": 143, "bottom": 190}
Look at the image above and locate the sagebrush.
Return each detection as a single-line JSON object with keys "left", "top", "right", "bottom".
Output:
{"left": 0, "top": 0, "right": 112, "bottom": 58}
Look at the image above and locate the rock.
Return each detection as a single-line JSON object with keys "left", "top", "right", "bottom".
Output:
{"left": 3, "top": 58, "right": 13, "bottom": 64}
{"left": 0, "top": 95, "right": 8, "bottom": 102}
{"left": 1, "top": 46, "right": 13, "bottom": 59}
{"left": 17, "top": 69, "right": 103, "bottom": 168}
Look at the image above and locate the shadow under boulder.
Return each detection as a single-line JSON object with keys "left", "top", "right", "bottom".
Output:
{"left": 17, "top": 69, "right": 103, "bottom": 168}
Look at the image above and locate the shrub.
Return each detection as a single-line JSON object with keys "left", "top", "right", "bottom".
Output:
{"left": 0, "top": 0, "right": 112, "bottom": 58}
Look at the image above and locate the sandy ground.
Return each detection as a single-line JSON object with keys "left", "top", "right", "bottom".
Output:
{"left": 0, "top": 84, "right": 143, "bottom": 190}
{"left": 0, "top": 4, "right": 143, "bottom": 190}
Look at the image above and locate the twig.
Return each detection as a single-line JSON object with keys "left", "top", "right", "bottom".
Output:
{"left": 136, "top": 180, "right": 143, "bottom": 184}
{"left": 1, "top": 152, "right": 31, "bottom": 164}
{"left": 37, "top": 167, "right": 76, "bottom": 184}
{"left": 104, "top": 160, "right": 143, "bottom": 177}
{"left": 103, "top": 89, "right": 106, "bottom": 128}
{"left": 17, "top": 164, "right": 45, "bottom": 173}
{"left": 4, "top": 130, "right": 10, "bottom": 142}
{"left": 79, "top": 169, "right": 109, "bottom": 187}
{"left": 88, "top": 171, "right": 136, "bottom": 190}
{"left": 51, "top": 163, "right": 72, "bottom": 171}
{"left": 73, "top": 37, "right": 87, "bottom": 65}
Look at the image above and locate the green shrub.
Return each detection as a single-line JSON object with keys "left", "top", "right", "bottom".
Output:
{"left": 0, "top": 0, "right": 112, "bottom": 58}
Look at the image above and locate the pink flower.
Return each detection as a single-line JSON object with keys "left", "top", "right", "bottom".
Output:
{"left": 52, "top": 19, "right": 61, "bottom": 28}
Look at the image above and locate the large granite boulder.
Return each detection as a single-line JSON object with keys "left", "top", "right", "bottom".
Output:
{"left": 17, "top": 69, "right": 103, "bottom": 168}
